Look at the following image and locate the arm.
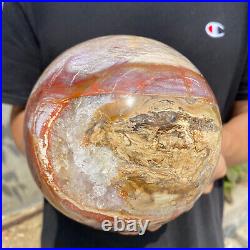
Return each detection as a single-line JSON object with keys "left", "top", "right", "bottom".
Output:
{"left": 222, "top": 100, "right": 248, "bottom": 166}
{"left": 10, "top": 106, "right": 25, "bottom": 154}
{"left": 204, "top": 100, "right": 248, "bottom": 193}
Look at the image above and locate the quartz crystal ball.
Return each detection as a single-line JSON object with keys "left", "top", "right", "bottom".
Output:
{"left": 24, "top": 35, "right": 222, "bottom": 231}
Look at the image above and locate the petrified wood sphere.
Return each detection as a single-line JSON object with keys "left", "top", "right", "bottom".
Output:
{"left": 25, "top": 35, "right": 221, "bottom": 231}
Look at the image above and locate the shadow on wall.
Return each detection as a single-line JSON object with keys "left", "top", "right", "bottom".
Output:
{"left": 2, "top": 104, "right": 42, "bottom": 215}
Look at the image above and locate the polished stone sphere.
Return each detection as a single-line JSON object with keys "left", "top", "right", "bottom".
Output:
{"left": 24, "top": 35, "right": 221, "bottom": 232}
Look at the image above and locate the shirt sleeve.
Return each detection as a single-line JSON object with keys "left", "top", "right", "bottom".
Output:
{"left": 3, "top": 3, "right": 42, "bottom": 106}
{"left": 235, "top": 60, "right": 248, "bottom": 101}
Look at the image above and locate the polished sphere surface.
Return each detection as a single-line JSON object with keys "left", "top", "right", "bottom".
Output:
{"left": 24, "top": 35, "right": 221, "bottom": 230}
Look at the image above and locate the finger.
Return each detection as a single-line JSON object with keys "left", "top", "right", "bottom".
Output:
{"left": 203, "top": 183, "right": 214, "bottom": 194}
{"left": 147, "top": 223, "right": 162, "bottom": 232}
{"left": 211, "top": 155, "right": 227, "bottom": 181}
{"left": 119, "top": 231, "right": 140, "bottom": 236}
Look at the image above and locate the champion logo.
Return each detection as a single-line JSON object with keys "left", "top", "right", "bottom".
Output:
{"left": 205, "top": 22, "right": 225, "bottom": 38}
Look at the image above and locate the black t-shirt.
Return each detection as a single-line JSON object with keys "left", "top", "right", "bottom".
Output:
{"left": 3, "top": 3, "right": 248, "bottom": 248}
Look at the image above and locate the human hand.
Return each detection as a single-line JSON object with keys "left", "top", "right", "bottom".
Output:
{"left": 203, "top": 154, "right": 227, "bottom": 194}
